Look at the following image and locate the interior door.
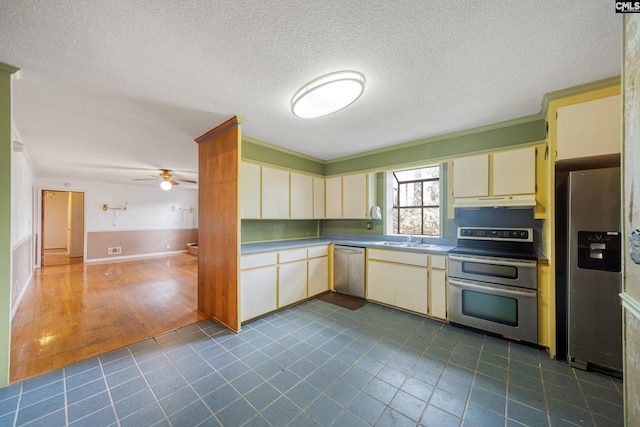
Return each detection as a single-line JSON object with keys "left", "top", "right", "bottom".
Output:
{"left": 41, "top": 190, "right": 85, "bottom": 266}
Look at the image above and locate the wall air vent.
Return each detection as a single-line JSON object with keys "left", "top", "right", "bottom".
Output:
{"left": 107, "top": 247, "right": 122, "bottom": 255}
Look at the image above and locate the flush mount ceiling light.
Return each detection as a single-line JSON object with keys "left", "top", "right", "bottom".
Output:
{"left": 160, "top": 180, "right": 172, "bottom": 191}
{"left": 291, "top": 71, "right": 365, "bottom": 119}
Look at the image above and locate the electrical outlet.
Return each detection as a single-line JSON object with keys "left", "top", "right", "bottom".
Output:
{"left": 166, "top": 244, "right": 171, "bottom": 249}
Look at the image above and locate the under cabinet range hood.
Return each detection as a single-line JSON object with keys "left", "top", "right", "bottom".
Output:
{"left": 452, "top": 194, "right": 537, "bottom": 209}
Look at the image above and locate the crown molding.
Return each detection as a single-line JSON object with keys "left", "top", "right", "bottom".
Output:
{"left": 324, "top": 113, "right": 544, "bottom": 165}
{"left": 540, "top": 76, "right": 621, "bottom": 115}
{"left": 0, "top": 62, "right": 20, "bottom": 75}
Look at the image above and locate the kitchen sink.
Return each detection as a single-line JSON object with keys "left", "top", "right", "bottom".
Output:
{"left": 375, "top": 241, "right": 433, "bottom": 249}
{"left": 377, "top": 241, "right": 408, "bottom": 247}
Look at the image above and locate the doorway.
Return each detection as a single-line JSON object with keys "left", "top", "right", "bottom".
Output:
{"left": 41, "top": 190, "right": 85, "bottom": 266}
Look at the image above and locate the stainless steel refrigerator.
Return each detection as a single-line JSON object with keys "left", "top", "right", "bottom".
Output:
{"left": 566, "top": 167, "right": 622, "bottom": 373}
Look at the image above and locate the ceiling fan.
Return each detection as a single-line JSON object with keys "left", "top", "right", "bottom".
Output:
{"left": 133, "top": 169, "right": 197, "bottom": 191}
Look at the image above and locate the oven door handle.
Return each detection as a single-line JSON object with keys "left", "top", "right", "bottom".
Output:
{"left": 449, "top": 278, "right": 537, "bottom": 297}
{"left": 448, "top": 254, "right": 537, "bottom": 268}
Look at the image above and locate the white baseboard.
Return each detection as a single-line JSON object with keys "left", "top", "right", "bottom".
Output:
{"left": 85, "top": 250, "right": 188, "bottom": 264}
{"left": 11, "top": 271, "right": 33, "bottom": 320}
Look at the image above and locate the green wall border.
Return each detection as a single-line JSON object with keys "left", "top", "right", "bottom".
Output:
{"left": 324, "top": 117, "right": 545, "bottom": 175}
{"left": 242, "top": 136, "right": 324, "bottom": 175}
{"left": 0, "top": 61, "right": 19, "bottom": 387}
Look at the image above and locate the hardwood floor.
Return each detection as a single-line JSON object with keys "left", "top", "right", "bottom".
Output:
{"left": 10, "top": 253, "right": 207, "bottom": 383}
{"left": 41, "top": 248, "right": 83, "bottom": 267}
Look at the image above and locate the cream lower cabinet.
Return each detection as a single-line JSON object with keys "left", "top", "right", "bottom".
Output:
{"left": 240, "top": 253, "right": 278, "bottom": 322}
{"left": 429, "top": 255, "right": 447, "bottom": 320}
{"left": 279, "top": 260, "right": 307, "bottom": 307}
{"left": 241, "top": 245, "right": 330, "bottom": 322}
{"left": 278, "top": 248, "right": 308, "bottom": 307}
{"left": 308, "top": 245, "right": 329, "bottom": 296}
{"left": 367, "top": 262, "right": 397, "bottom": 306}
{"left": 367, "top": 249, "right": 429, "bottom": 315}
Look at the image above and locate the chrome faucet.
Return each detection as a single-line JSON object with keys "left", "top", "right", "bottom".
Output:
{"left": 407, "top": 234, "right": 414, "bottom": 243}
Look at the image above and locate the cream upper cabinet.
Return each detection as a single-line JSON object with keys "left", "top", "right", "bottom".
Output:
{"left": 313, "top": 177, "right": 325, "bottom": 219}
{"left": 261, "top": 167, "right": 290, "bottom": 219}
{"left": 557, "top": 94, "right": 621, "bottom": 161}
{"left": 452, "top": 147, "right": 535, "bottom": 208}
{"left": 343, "top": 174, "right": 368, "bottom": 219}
{"left": 492, "top": 147, "right": 536, "bottom": 195}
{"left": 241, "top": 162, "right": 261, "bottom": 219}
{"left": 452, "top": 154, "right": 489, "bottom": 198}
{"left": 325, "top": 176, "right": 342, "bottom": 219}
{"left": 290, "top": 173, "right": 313, "bottom": 219}
{"left": 325, "top": 173, "right": 371, "bottom": 219}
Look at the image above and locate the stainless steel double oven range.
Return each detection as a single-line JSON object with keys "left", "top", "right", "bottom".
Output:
{"left": 448, "top": 227, "right": 538, "bottom": 344}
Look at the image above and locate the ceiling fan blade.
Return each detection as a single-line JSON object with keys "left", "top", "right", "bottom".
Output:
{"left": 173, "top": 178, "right": 197, "bottom": 184}
{"left": 169, "top": 179, "right": 180, "bottom": 185}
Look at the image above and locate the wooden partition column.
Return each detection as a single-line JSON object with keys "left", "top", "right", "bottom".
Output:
{"left": 195, "top": 116, "right": 241, "bottom": 332}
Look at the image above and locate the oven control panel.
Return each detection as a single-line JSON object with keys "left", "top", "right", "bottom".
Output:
{"left": 457, "top": 227, "right": 533, "bottom": 242}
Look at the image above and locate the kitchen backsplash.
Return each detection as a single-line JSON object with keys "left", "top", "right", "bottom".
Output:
{"left": 241, "top": 220, "right": 322, "bottom": 243}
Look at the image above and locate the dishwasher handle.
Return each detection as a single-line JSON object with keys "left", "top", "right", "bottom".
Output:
{"left": 334, "top": 246, "right": 365, "bottom": 254}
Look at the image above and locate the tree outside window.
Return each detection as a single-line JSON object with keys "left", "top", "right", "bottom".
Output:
{"left": 392, "top": 166, "right": 440, "bottom": 236}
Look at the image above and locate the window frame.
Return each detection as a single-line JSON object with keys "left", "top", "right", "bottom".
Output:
{"left": 385, "top": 163, "right": 443, "bottom": 237}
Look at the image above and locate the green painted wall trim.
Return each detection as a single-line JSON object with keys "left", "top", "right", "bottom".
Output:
{"left": 324, "top": 118, "right": 545, "bottom": 175}
{"left": 0, "top": 62, "right": 18, "bottom": 387}
{"left": 0, "top": 63, "right": 19, "bottom": 75}
{"left": 242, "top": 136, "right": 324, "bottom": 175}
{"left": 540, "top": 76, "right": 621, "bottom": 114}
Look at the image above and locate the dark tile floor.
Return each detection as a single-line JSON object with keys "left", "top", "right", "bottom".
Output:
{"left": 0, "top": 299, "right": 624, "bottom": 426}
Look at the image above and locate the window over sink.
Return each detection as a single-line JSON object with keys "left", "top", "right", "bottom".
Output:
{"left": 388, "top": 164, "right": 441, "bottom": 237}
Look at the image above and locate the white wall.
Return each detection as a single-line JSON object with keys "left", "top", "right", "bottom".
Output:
{"left": 36, "top": 177, "right": 198, "bottom": 232}
{"left": 11, "top": 139, "right": 35, "bottom": 318}
{"left": 11, "top": 143, "right": 34, "bottom": 246}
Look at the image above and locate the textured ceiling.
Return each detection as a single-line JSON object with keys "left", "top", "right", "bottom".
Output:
{"left": 0, "top": 1, "right": 621, "bottom": 186}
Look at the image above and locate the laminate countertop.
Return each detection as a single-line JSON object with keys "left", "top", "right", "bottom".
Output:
{"left": 241, "top": 236, "right": 455, "bottom": 256}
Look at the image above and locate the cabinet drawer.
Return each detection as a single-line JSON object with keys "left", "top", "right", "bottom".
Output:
{"left": 367, "top": 249, "right": 429, "bottom": 267}
{"left": 308, "top": 245, "right": 329, "bottom": 258}
{"left": 279, "top": 248, "right": 308, "bottom": 263}
{"left": 430, "top": 255, "right": 447, "bottom": 270}
{"left": 241, "top": 252, "right": 277, "bottom": 270}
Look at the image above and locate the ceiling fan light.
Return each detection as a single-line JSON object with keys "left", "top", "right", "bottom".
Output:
{"left": 160, "top": 180, "right": 172, "bottom": 191}
{"left": 291, "top": 71, "right": 365, "bottom": 119}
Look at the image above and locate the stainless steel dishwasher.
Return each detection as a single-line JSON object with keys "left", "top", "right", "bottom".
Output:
{"left": 333, "top": 245, "right": 365, "bottom": 298}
